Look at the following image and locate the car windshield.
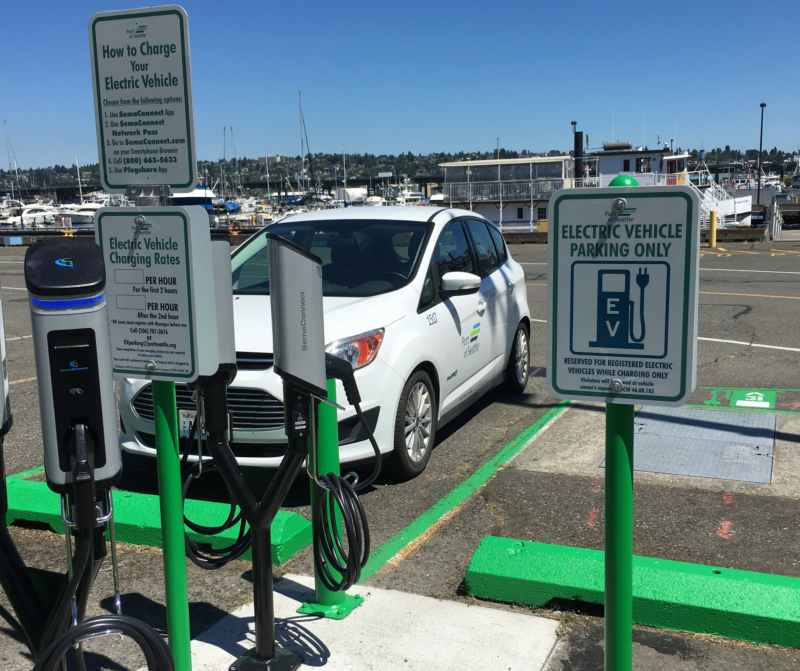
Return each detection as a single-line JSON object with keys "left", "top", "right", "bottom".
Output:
{"left": 232, "top": 219, "right": 430, "bottom": 297}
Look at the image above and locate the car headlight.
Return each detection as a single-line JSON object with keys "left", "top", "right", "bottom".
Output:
{"left": 326, "top": 328, "right": 385, "bottom": 370}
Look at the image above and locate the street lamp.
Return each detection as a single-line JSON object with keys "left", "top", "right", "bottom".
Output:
{"left": 757, "top": 102, "right": 767, "bottom": 205}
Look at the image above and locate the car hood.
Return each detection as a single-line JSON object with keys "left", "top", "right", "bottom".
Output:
{"left": 232, "top": 293, "right": 409, "bottom": 353}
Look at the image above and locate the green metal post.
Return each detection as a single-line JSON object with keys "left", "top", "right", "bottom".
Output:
{"left": 298, "top": 378, "right": 363, "bottom": 619}
{"left": 153, "top": 380, "right": 193, "bottom": 671}
{"left": 605, "top": 401, "right": 634, "bottom": 671}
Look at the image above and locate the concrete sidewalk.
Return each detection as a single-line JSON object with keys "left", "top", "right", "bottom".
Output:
{"left": 186, "top": 574, "right": 559, "bottom": 670}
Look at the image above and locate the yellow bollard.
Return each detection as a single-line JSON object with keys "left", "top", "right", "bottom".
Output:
{"left": 709, "top": 210, "right": 717, "bottom": 249}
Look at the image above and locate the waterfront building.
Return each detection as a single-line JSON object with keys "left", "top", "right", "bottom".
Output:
{"left": 441, "top": 142, "right": 748, "bottom": 230}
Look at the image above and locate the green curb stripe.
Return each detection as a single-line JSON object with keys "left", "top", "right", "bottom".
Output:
{"left": 8, "top": 465, "right": 44, "bottom": 481}
{"left": 5, "top": 478, "right": 311, "bottom": 566}
{"left": 360, "top": 402, "right": 570, "bottom": 581}
{"left": 466, "top": 537, "right": 800, "bottom": 648}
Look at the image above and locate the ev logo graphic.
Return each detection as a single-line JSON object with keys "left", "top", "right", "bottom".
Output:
{"left": 570, "top": 261, "right": 670, "bottom": 358}
{"left": 54, "top": 257, "right": 74, "bottom": 269}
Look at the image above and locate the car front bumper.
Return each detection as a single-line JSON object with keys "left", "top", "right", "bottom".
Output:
{"left": 118, "top": 360, "right": 402, "bottom": 468}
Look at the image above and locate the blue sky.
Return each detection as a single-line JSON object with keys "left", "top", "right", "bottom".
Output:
{"left": 2, "top": 0, "right": 797, "bottom": 168}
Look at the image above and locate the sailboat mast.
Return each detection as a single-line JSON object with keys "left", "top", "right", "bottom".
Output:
{"left": 265, "top": 151, "right": 271, "bottom": 202}
{"left": 75, "top": 156, "right": 84, "bottom": 203}
{"left": 221, "top": 127, "right": 227, "bottom": 199}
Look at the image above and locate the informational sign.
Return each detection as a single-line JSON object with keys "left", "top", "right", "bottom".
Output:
{"left": 548, "top": 186, "right": 700, "bottom": 405}
{"left": 89, "top": 6, "right": 197, "bottom": 192}
{"left": 377, "top": 172, "right": 393, "bottom": 178}
{"left": 96, "top": 206, "right": 217, "bottom": 381}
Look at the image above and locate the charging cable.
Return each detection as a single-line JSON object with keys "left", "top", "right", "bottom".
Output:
{"left": 307, "top": 354, "right": 382, "bottom": 591}
{"left": 33, "top": 426, "right": 174, "bottom": 671}
{"left": 181, "top": 410, "right": 253, "bottom": 570}
{"left": 180, "top": 354, "right": 382, "bottom": 589}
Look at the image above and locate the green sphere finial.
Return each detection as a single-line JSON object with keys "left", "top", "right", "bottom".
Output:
{"left": 608, "top": 174, "right": 640, "bottom": 188}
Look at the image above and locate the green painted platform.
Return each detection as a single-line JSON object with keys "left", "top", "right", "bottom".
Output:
{"left": 465, "top": 536, "right": 800, "bottom": 648}
{"left": 6, "top": 476, "right": 311, "bottom": 565}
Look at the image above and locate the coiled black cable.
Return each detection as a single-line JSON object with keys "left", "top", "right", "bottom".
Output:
{"left": 312, "top": 471, "right": 370, "bottom": 592}
{"left": 180, "top": 414, "right": 253, "bottom": 569}
{"left": 182, "top": 466, "right": 252, "bottom": 569}
{"left": 312, "top": 400, "right": 381, "bottom": 591}
{"left": 34, "top": 615, "right": 174, "bottom": 671}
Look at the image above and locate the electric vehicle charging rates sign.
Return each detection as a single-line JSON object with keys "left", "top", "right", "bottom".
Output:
{"left": 96, "top": 206, "right": 217, "bottom": 382}
{"left": 548, "top": 187, "right": 699, "bottom": 405}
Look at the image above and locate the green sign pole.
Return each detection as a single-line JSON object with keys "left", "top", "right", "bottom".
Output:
{"left": 604, "top": 173, "right": 638, "bottom": 671}
{"left": 153, "top": 380, "right": 193, "bottom": 671}
{"left": 298, "top": 378, "right": 363, "bottom": 619}
{"left": 605, "top": 401, "right": 634, "bottom": 671}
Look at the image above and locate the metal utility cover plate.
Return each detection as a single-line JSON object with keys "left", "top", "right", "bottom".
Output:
{"left": 629, "top": 407, "right": 775, "bottom": 483}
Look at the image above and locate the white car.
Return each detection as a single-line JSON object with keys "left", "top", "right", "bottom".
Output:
{"left": 118, "top": 206, "right": 531, "bottom": 478}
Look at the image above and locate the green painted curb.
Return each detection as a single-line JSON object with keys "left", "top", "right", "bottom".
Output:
{"left": 466, "top": 537, "right": 800, "bottom": 648}
{"left": 360, "top": 403, "right": 570, "bottom": 581}
{"left": 6, "top": 478, "right": 311, "bottom": 566}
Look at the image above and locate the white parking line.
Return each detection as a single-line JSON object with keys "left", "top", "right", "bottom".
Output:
{"left": 697, "top": 337, "right": 800, "bottom": 353}
{"left": 701, "top": 267, "right": 800, "bottom": 276}
{"left": 1, "top": 287, "right": 26, "bottom": 292}
{"left": 9, "top": 376, "right": 36, "bottom": 386}
{"left": 0, "top": 261, "right": 23, "bottom": 264}
{"left": 520, "top": 262, "right": 547, "bottom": 266}
{"left": 529, "top": 318, "right": 800, "bottom": 353}
{"left": 5, "top": 335, "right": 32, "bottom": 342}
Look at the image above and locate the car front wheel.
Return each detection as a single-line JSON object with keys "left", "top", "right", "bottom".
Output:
{"left": 390, "top": 369, "right": 437, "bottom": 479}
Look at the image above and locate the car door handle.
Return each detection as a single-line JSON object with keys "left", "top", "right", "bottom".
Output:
{"left": 477, "top": 300, "right": 486, "bottom": 315}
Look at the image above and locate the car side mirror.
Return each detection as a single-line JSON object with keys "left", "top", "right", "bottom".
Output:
{"left": 440, "top": 271, "right": 481, "bottom": 297}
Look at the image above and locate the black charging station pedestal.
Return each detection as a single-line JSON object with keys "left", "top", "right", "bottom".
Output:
{"left": 196, "top": 234, "right": 327, "bottom": 671}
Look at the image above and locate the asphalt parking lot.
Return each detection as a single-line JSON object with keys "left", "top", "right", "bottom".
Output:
{"left": 0, "top": 238, "right": 798, "bottom": 669}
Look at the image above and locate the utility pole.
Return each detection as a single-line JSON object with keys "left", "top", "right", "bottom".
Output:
{"left": 757, "top": 102, "right": 767, "bottom": 206}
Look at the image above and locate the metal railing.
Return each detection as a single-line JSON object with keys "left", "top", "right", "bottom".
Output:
{"left": 445, "top": 178, "right": 564, "bottom": 203}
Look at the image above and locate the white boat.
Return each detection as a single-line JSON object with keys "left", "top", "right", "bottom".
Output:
{"left": 58, "top": 202, "right": 104, "bottom": 228}
{"left": 20, "top": 204, "right": 57, "bottom": 228}
{"left": 169, "top": 185, "right": 216, "bottom": 211}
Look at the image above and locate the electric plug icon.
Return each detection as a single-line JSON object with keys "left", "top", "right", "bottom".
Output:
{"left": 636, "top": 267, "right": 650, "bottom": 290}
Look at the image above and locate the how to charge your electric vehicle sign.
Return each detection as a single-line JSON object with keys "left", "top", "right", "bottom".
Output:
{"left": 96, "top": 206, "right": 216, "bottom": 382}
{"left": 90, "top": 6, "right": 196, "bottom": 192}
{"left": 548, "top": 187, "right": 700, "bottom": 405}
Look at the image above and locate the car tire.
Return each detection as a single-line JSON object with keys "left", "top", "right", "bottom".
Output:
{"left": 390, "top": 369, "right": 438, "bottom": 480}
{"left": 505, "top": 322, "right": 530, "bottom": 394}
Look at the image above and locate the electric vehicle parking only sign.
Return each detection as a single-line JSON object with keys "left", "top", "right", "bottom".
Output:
{"left": 548, "top": 187, "right": 700, "bottom": 405}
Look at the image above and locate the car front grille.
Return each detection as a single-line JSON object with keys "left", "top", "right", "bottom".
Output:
{"left": 131, "top": 383, "right": 285, "bottom": 431}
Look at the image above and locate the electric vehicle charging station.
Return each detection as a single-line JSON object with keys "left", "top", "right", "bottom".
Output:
{"left": 176, "top": 232, "right": 376, "bottom": 669}
{"left": 0, "top": 239, "right": 174, "bottom": 669}
{"left": 26, "top": 240, "right": 121, "bottom": 491}
{"left": 548, "top": 182, "right": 700, "bottom": 671}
